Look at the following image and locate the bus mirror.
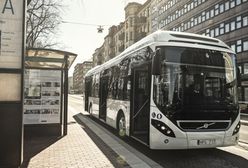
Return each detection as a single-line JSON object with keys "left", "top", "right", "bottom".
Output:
{"left": 237, "top": 68, "right": 241, "bottom": 87}
{"left": 152, "top": 49, "right": 161, "bottom": 75}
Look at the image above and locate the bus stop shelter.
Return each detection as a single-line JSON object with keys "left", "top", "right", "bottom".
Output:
{"left": 24, "top": 48, "right": 77, "bottom": 136}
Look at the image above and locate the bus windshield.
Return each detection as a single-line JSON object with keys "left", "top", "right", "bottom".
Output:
{"left": 153, "top": 47, "right": 238, "bottom": 118}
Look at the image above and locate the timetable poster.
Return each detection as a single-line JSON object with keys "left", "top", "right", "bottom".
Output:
{"left": 24, "top": 69, "right": 61, "bottom": 124}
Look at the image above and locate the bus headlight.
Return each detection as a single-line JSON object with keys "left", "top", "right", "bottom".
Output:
{"left": 232, "top": 122, "right": 241, "bottom": 136}
{"left": 151, "top": 119, "right": 175, "bottom": 138}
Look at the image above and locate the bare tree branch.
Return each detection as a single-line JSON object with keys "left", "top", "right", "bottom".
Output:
{"left": 26, "top": 0, "right": 62, "bottom": 48}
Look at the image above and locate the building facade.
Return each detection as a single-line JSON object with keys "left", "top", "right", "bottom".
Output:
{"left": 73, "top": 63, "right": 84, "bottom": 94}
{"left": 81, "top": 61, "right": 93, "bottom": 93}
{"left": 73, "top": 61, "right": 93, "bottom": 94}
{"left": 92, "top": 1, "right": 152, "bottom": 67}
{"left": 68, "top": 76, "right": 73, "bottom": 93}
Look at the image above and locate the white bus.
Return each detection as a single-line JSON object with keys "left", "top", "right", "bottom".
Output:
{"left": 84, "top": 30, "right": 240, "bottom": 149}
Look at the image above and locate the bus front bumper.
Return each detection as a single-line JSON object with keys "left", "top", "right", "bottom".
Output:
{"left": 150, "top": 126, "right": 239, "bottom": 149}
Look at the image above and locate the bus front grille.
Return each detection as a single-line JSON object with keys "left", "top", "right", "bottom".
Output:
{"left": 177, "top": 120, "right": 231, "bottom": 131}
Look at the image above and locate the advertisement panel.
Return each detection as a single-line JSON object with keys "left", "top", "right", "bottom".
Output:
{"left": 24, "top": 69, "right": 61, "bottom": 124}
{"left": 0, "top": 0, "right": 24, "bottom": 69}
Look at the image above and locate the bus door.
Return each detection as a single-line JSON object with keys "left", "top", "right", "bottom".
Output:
{"left": 99, "top": 76, "right": 108, "bottom": 121}
{"left": 131, "top": 63, "right": 151, "bottom": 144}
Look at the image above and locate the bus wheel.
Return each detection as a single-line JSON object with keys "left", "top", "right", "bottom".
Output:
{"left": 117, "top": 113, "right": 126, "bottom": 137}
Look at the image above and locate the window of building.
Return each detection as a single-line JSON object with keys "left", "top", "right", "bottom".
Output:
{"left": 180, "top": 26, "right": 184, "bottom": 32}
{"left": 181, "top": 8, "right": 184, "bottom": 15}
{"left": 210, "top": 29, "right": 215, "bottom": 37}
{"left": 230, "top": 0, "right": 235, "bottom": 8}
{"left": 188, "top": 21, "right": 191, "bottom": 29}
{"left": 220, "top": 23, "right": 225, "bottom": 35}
{"left": 202, "top": 11, "right": 206, "bottom": 21}
{"left": 243, "top": 16, "right": 248, "bottom": 26}
{"left": 220, "top": 3, "right": 224, "bottom": 13}
{"left": 184, "top": 4, "right": 188, "bottom": 13}
{"left": 198, "top": 15, "right": 202, "bottom": 23}
{"left": 225, "top": 1, "right": 230, "bottom": 10}
{"left": 243, "top": 0, "right": 248, "bottom": 2}
{"left": 198, "top": 0, "right": 202, "bottom": 5}
{"left": 231, "top": 21, "right": 236, "bottom": 31}
{"left": 206, "top": 11, "right": 210, "bottom": 20}
{"left": 187, "top": 4, "right": 191, "bottom": 11}
{"left": 237, "top": 40, "right": 242, "bottom": 53}
{"left": 206, "top": 29, "right": 210, "bottom": 36}
{"left": 215, "top": 27, "right": 219, "bottom": 36}
{"left": 215, "top": 4, "right": 219, "bottom": 15}
{"left": 172, "top": 0, "right": 176, "bottom": 5}
{"left": 194, "top": 17, "right": 198, "bottom": 25}
{"left": 236, "top": 16, "right": 242, "bottom": 29}
{"left": 210, "top": 9, "right": 214, "bottom": 17}
{"left": 191, "top": 18, "right": 194, "bottom": 27}
{"left": 191, "top": 2, "right": 194, "bottom": 9}
{"left": 236, "top": 0, "right": 241, "bottom": 5}
{"left": 243, "top": 41, "right": 248, "bottom": 51}
{"left": 231, "top": 44, "right": 236, "bottom": 52}
{"left": 184, "top": 23, "right": 188, "bottom": 30}
{"left": 225, "top": 23, "right": 230, "bottom": 33}
{"left": 194, "top": 0, "right": 198, "bottom": 7}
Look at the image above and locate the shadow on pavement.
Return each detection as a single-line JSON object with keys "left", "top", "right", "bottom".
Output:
{"left": 73, "top": 113, "right": 131, "bottom": 168}
{"left": 75, "top": 114, "right": 248, "bottom": 168}
{"left": 21, "top": 136, "right": 62, "bottom": 168}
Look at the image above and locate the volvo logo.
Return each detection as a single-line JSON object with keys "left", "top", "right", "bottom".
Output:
{"left": 196, "top": 122, "right": 216, "bottom": 129}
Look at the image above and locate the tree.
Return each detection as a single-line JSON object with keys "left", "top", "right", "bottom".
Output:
{"left": 26, "top": 0, "right": 62, "bottom": 48}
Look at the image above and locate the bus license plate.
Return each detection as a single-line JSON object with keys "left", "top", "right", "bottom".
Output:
{"left": 197, "top": 139, "right": 216, "bottom": 145}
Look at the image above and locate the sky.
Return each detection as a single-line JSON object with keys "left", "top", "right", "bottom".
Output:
{"left": 58, "top": 0, "right": 147, "bottom": 76}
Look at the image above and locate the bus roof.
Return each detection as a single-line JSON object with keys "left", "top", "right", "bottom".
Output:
{"left": 85, "top": 30, "right": 234, "bottom": 77}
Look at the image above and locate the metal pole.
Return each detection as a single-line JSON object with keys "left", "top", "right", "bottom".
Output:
{"left": 63, "top": 55, "right": 69, "bottom": 135}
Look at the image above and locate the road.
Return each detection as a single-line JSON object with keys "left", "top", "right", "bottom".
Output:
{"left": 68, "top": 94, "right": 248, "bottom": 168}
{"left": 240, "top": 124, "right": 248, "bottom": 143}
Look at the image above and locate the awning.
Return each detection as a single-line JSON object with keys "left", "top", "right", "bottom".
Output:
{"left": 25, "top": 48, "right": 77, "bottom": 69}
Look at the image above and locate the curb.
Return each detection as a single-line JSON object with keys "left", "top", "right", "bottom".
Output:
{"left": 75, "top": 114, "right": 163, "bottom": 168}
{"left": 241, "top": 120, "right": 248, "bottom": 126}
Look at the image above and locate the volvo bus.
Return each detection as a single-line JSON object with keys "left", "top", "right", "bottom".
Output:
{"left": 84, "top": 30, "right": 240, "bottom": 149}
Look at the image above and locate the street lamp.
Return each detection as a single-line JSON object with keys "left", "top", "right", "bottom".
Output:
{"left": 62, "top": 21, "right": 107, "bottom": 33}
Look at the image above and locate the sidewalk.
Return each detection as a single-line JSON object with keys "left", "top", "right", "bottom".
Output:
{"left": 21, "top": 115, "right": 129, "bottom": 168}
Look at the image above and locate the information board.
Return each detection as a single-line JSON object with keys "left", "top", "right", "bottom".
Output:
{"left": 0, "top": 0, "right": 24, "bottom": 69}
{"left": 24, "top": 69, "right": 61, "bottom": 124}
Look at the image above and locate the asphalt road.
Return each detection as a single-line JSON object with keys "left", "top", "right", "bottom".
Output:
{"left": 68, "top": 94, "right": 248, "bottom": 168}
{"left": 240, "top": 124, "right": 248, "bottom": 143}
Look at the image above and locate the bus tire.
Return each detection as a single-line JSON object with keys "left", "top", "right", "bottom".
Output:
{"left": 117, "top": 112, "right": 126, "bottom": 137}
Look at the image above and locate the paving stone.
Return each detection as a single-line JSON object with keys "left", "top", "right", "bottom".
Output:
{"left": 21, "top": 112, "right": 115, "bottom": 168}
